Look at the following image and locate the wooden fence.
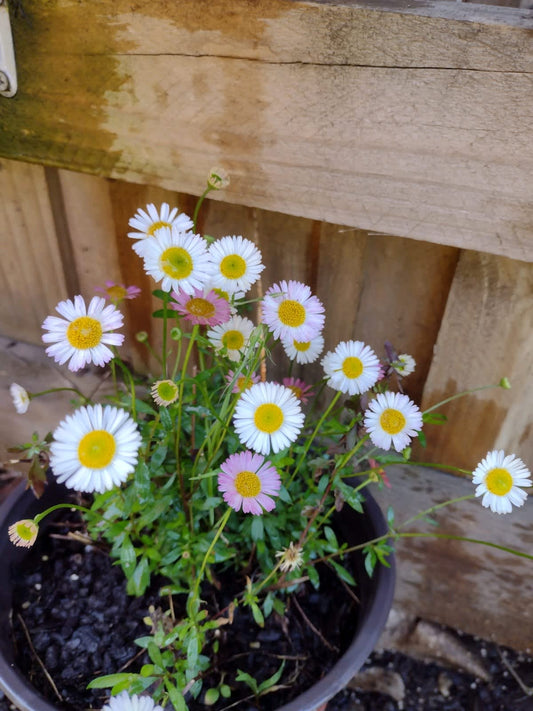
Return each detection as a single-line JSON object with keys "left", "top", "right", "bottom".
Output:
{"left": 1, "top": 157, "right": 531, "bottom": 471}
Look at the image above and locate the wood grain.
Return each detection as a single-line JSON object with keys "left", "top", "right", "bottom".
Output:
{"left": 0, "top": 0, "right": 531, "bottom": 260}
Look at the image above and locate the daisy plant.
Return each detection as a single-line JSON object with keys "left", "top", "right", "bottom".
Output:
{"left": 7, "top": 168, "right": 532, "bottom": 711}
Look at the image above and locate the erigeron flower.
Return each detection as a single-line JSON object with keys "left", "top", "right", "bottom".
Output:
{"left": 392, "top": 353, "right": 416, "bottom": 377}
{"left": 281, "top": 333, "right": 324, "bottom": 364}
{"left": 95, "top": 281, "right": 141, "bottom": 305}
{"left": 226, "top": 370, "right": 260, "bottom": 394}
{"left": 128, "top": 203, "right": 193, "bottom": 257}
{"left": 142, "top": 226, "right": 212, "bottom": 294}
{"left": 275, "top": 542, "right": 304, "bottom": 572}
{"left": 207, "top": 315, "right": 255, "bottom": 362}
{"left": 50, "top": 404, "right": 142, "bottom": 493}
{"left": 322, "top": 340, "right": 381, "bottom": 396}
{"left": 207, "top": 166, "right": 230, "bottom": 190}
{"left": 282, "top": 377, "right": 313, "bottom": 404}
{"left": 472, "top": 450, "right": 531, "bottom": 514}
{"left": 233, "top": 382, "right": 304, "bottom": 455}
{"left": 151, "top": 380, "right": 179, "bottom": 407}
{"left": 262, "top": 280, "right": 325, "bottom": 342}
{"left": 364, "top": 391, "right": 423, "bottom": 453}
{"left": 101, "top": 691, "right": 163, "bottom": 711}
{"left": 8, "top": 519, "right": 38, "bottom": 548}
{"left": 218, "top": 450, "right": 281, "bottom": 515}
{"left": 170, "top": 287, "right": 231, "bottom": 326}
{"left": 208, "top": 235, "right": 264, "bottom": 295}
{"left": 42, "top": 296, "right": 124, "bottom": 372}
{"left": 10, "top": 383, "right": 30, "bottom": 414}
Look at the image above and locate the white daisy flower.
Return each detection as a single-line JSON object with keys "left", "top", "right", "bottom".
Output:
{"left": 281, "top": 333, "right": 324, "bottom": 364}
{"left": 128, "top": 203, "right": 193, "bottom": 257}
{"left": 363, "top": 391, "right": 423, "bottom": 453}
{"left": 42, "top": 296, "right": 124, "bottom": 372}
{"left": 472, "top": 450, "right": 531, "bottom": 515}
{"left": 208, "top": 235, "right": 264, "bottom": 295}
{"left": 233, "top": 382, "right": 304, "bottom": 455}
{"left": 102, "top": 691, "right": 163, "bottom": 711}
{"left": 392, "top": 353, "right": 416, "bottom": 377}
{"left": 10, "top": 383, "right": 30, "bottom": 414}
{"left": 142, "top": 226, "right": 213, "bottom": 294}
{"left": 207, "top": 315, "right": 255, "bottom": 362}
{"left": 50, "top": 404, "right": 142, "bottom": 493}
{"left": 261, "top": 280, "right": 325, "bottom": 342}
{"left": 322, "top": 340, "right": 381, "bottom": 396}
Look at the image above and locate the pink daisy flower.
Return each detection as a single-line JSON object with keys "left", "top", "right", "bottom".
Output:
{"left": 170, "top": 287, "right": 231, "bottom": 326}
{"left": 261, "top": 280, "right": 325, "bottom": 342}
{"left": 218, "top": 451, "right": 281, "bottom": 515}
{"left": 95, "top": 281, "right": 141, "bottom": 305}
{"left": 226, "top": 370, "right": 261, "bottom": 394}
{"left": 282, "top": 377, "right": 313, "bottom": 404}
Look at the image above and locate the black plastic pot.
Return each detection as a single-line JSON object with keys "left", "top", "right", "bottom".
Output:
{"left": 0, "top": 480, "right": 395, "bottom": 711}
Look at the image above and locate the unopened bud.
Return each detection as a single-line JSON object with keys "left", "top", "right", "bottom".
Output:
{"left": 135, "top": 331, "right": 149, "bottom": 343}
{"left": 207, "top": 167, "right": 230, "bottom": 190}
{"left": 170, "top": 327, "right": 182, "bottom": 341}
{"left": 499, "top": 377, "right": 511, "bottom": 390}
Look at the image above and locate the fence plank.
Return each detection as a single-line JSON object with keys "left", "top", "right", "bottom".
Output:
{"left": 420, "top": 251, "right": 533, "bottom": 469}
{"left": 0, "top": 160, "right": 69, "bottom": 343}
{"left": 1, "top": 1, "right": 531, "bottom": 260}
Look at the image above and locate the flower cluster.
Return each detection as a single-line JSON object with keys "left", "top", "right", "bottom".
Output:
{"left": 7, "top": 171, "right": 531, "bottom": 711}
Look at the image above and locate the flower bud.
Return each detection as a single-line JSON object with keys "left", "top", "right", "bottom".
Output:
{"left": 207, "top": 167, "right": 230, "bottom": 190}
{"left": 170, "top": 327, "right": 182, "bottom": 341}
{"left": 135, "top": 331, "right": 149, "bottom": 343}
{"left": 499, "top": 377, "right": 511, "bottom": 390}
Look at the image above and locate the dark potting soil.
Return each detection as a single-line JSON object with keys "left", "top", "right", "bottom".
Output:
{"left": 6, "top": 511, "right": 359, "bottom": 711}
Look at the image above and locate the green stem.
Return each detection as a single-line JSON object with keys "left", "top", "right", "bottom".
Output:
{"left": 30, "top": 387, "right": 90, "bottom": 403}
{"left": 192, "top": 186, "right": 215, "bottom": 231}
{"left": 423, "top": 383, "right": 503, "bottom": 415}
{"left": 396, "top": 531, "right": 533, "bottom": 561}
{"left": 33, "top": 503, "right": 92, "bottom": 526}
{"left": 192, "top": 508, "right": 232, "bottom": 600}
{"left": 399, "top": 494, "right": 476, "bottom": 529}
{"left": 290, "top": 391, "right": 342, "bottom": 486}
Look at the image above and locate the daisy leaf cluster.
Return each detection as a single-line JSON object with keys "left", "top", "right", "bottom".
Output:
{"left": 7, "top": 171, "right": 531, "bottom": 711}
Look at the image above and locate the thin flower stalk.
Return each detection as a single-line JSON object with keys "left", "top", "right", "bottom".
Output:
{"left": 422, "top": 382, "right": 505, "bottom": 415}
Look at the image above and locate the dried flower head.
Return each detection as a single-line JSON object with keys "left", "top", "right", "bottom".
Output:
{"left": 10, "top": 383, "right": 30, "bottom": 414}
{"left": 151, "top": 379, "right": 179, "bottom": 407}
{"left": 8, "top": 519, "right": 38, "bottom": 548}
{"left": 275, "top": 542, "right": 304, "bottom": 572}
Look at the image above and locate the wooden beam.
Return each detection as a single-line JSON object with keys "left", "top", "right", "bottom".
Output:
{"left": 0, "top": 1, "right": 531, "bottom": 260}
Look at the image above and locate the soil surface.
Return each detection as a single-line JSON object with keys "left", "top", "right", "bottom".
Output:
{"left": 1, "top": 481, "right": 532, "bottom": 711}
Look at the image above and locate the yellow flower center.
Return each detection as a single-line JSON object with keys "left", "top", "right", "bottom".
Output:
{"left": 289, "top": 385, "right": 303, "bottom": 399}
{"left": 236, "top": 375, "right": 253, "bottom": 392}
{"left": 186, "top": 297, "right": 216, "bottom": 318}
{"left": 234, "top": 470, "right": 261, "bottom": 497}
{"left": 379, "top": 408, "right": 406, "bottom": 435}
{"left": 78, "top": 430, "right": 116, "bottom": 469}
{"left": 485, "top": 467, "right": 513, "bottom": 496}
{"left": 294, "top": 340, "right": 310, "bottom": 352}
{"left": 220, "top": 254, "right": 247, "bottom": 279}
{"left": 278, "top": 300, "right": 306, "bottom": 328}
{"left": 106, "top": 285, "right": 127, "bottom": 302}
{"left": 156, "top": 380, "right": 179, "bottom": 403}
{"left": 222, "top": 330, "right": 244, "bottom": 350}
{"left": 66, "top": 316, "right": 103, "bottom": 349}
{"left": 147, "top": 220, "right": 171, "bottom": 236}
{"left": 342, "top": 356, "right": 363, "bottom": 379}
{"left": 16, "top": 520, "right": 38, "bottom": 543}
{"left": 160, "top": 247, "right": 193, "bottom": 279}
{"left": 254, "top": 403, "right": 284, "bottom": 433}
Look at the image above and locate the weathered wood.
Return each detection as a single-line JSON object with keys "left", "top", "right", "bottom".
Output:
{"left": 0, "top": 160, "right": 69, "bottom": 343}
{"left": 420, "top": 251, "right": 533, "bottom": 469}
{"left": 373, "top": 464, "right": 533, "bottom": 652}
{"left": 1, "top": 0, "right": 531, "bottom": 260}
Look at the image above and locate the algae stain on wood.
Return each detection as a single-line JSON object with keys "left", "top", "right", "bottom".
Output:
{"left": 0, "top": 0, "right": 131, "bottom": 173}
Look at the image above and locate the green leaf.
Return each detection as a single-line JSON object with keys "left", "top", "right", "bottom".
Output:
{"left": 324, "top": 526, "right": 339, "bottom": 550}
{"left": 258, "top": 661, "right": 285, "bottom": 694}
{"left": 307, "top": 565, "right": 320, "bottom": 589}
{"left": 251, "top": 602, "right": 265, "bottom": 628}
{"left": 150, "top": 443, "right": 168, "bottom": 470}
{"left": 204, "top": 688, "right": 220, "bottom": 706}
{"left": 159, "top": 407, "right": 173, "bottom": 431}
{"left": 165, "top": 680, "right": 187, "bottom": 711}
{"left": 251, "top": 517, "right": 264, "bottom": 542}
{"left": 329, "top": 559, "right": 356, "bottom": 586}
{"left": 422, "top": 411, "right": 448, "bottom": 425}
{"left": 127, "top": 556, "right": 151, "bottom": 596}
{"left": 119, "top": 536, "right": 137, "bottom": 577}
{"left": 236, "top": 669, "right": 258, "bottom": 695}
{"left": 87, "top": 673, "right": 140, "bottom": 689}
